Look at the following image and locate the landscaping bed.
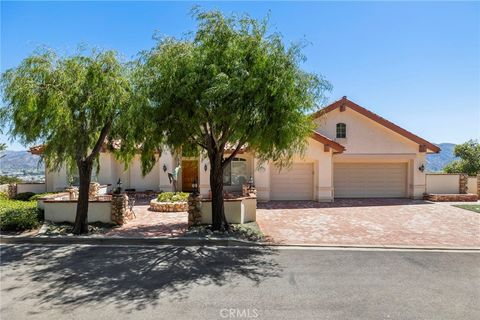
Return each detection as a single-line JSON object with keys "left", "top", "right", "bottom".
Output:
{"left": 42, "top": 221, "right": 116, "bottom": 235}
{"left": 185, "top": 222, "right": 264, "bottom": 242}
{"left": 149, "top": 192, "right": 189, "bottom": 212}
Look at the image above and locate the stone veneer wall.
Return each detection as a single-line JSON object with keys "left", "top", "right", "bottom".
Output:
{"left": 426, "top": 193, "right": 478, "bottom": 202}
{"left": 111, "top": 193, "right": 133, "bottom": 225}
{"left": 478, "top": 174, "right": 480, "bottom": 197}
{"left": 187, "top": 194, "right": 202, "bottom": 227}
{"left": 150, "top": 200, "right": 188, "bottom": 212}
{"left": 459, "top": 174, "right": 468, "bottom": 194}
{"left": 7, "top": 183, "right": 17, "bottom": 199}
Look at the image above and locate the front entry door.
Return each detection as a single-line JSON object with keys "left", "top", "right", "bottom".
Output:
{"left": 181, "top": 160, "right": 199, "bottom": 192}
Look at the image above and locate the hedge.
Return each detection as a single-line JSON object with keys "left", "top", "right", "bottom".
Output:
{"left": 157, "top": 192, "right": 189, "bottom": 203}
{"left": 0, "top": 199, "right": 41, "bottom": 231}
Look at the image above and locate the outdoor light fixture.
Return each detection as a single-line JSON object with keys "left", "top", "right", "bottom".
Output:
{"left": 204, "top": 163, "right": 208, "bottom": 172}
{"left": 163, "top": 164, "right": 167, "bottom": 172}
{"left": 248, "top": 176, "right": 254, "bottom": 189}
{"left": 418, "top": 164, "right": 425, "bottom": 172}
{"left": 192, "top": 179, "right": 199, "bottom": 195}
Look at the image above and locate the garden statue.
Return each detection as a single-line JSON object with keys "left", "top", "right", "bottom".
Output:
{"left": 168, "top": 164, "right": 181, "bottom": 192}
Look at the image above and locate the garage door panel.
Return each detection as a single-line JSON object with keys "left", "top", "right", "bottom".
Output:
{"left": 271, "top": 163, "right": 313, "bottom": 200}
{"left": 334, "top": 163, "right": 407, "bottom": 198}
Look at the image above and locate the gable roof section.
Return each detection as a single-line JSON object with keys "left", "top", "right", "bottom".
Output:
{"left": 312, "top": 96, "right": 440, "bottom": 153}
{"left": 311, "top": 131, "right": 345, "bottom": 153}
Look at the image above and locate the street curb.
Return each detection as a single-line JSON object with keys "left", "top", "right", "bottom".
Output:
{"left": 1, "top": 235, "right": 479, "bottom": 251}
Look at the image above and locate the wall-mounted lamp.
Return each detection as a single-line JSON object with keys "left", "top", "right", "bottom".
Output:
{"left": 204, "top": 163, "right": 208, "bottom": 172}
{"left": 418, "top": 164, "right": 425, "bottom": 172}
{"left": 163, "top": 164, "right": 167, "bottom": 172}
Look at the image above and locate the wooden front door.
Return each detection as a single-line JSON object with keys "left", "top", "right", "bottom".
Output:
{"left": 181, "top": 160, "right": 199, "bottom": 192}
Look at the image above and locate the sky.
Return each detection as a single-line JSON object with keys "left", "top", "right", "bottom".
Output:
{"left": 1, "top": 1, "right": 479, "bottom": 150}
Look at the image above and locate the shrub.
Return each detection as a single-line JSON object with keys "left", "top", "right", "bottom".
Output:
{"left": 0, "top": 175, "right": 22, "bottom": 184}
{"left": 14, "top": 192, "right": 36, "bottom": 201}
{"left": 0, "top": 192, "right": 8, "bottom": 200}
{"left": 157, "top": 192, "right": 189, "bottom": 203}
{"left": 0, "top": 199, "right": 40, "bottom": 231}
{"left": 29, "top": 192, "right": 58, "bottom": 201}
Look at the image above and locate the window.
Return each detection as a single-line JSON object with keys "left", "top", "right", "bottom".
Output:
{"left": 336, "top": 123, "right": 346, "bottom": 138}
{"left": 223, "top": 158, "right": 247, "bottom": 186}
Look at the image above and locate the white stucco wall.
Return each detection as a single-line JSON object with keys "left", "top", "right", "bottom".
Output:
{"left": 199, "top": 198, "right": 256, "bottom": 224}
{"left": 425, "top": 174, "right": 460, "bottom": 194}
{"left": 467, "top": 176, "right": 478, "bottom": 195}
{"left": 43, "top": 201, "right": 112, "bottom": 223}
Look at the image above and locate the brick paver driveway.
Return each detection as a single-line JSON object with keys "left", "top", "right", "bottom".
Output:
{"left": 257, "top": 199, "right": 480, "bottom": 247}
{"left": 105, "top": 200, "right": 188, "bottom": 238}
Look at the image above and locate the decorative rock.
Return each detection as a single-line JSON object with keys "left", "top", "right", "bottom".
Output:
{"left": 89, "top": 182, "right": 101, "bottom": 200}
{"left": 65, "top": 186, "right": 78, "bottom": 200}
{"left": 459, "top": 174, "right": 468, "bottom": 194}
{"left": 149, "top": 199, "right": 188, "bottom": 212}
{"left": 187, "top": 194, "right": 202, "bottom": 227}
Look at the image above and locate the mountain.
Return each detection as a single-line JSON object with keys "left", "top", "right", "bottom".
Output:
{"left": 426, "top": 143, "right": 457, "bottom": 172}
{"left": 0, "top": 150, "right": 44, "bottom": 173}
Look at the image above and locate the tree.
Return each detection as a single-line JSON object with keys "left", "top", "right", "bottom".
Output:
{"left": 1, "top": 49, "right": 132, "bottom": 234}
{"left": 129, "top": 10, "right": 330, "bottom": 230}
{"left": 0, "top": 143, "right": 5, "bottom": 152}
{"left": 444, "top": 140, "right": 480, "bottom": 176}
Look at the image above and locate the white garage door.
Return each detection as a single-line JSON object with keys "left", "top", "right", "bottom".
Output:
{"left": 271, "top": 163, "right": 314, "bottom": 200}
{"left": 334, "top": 163, "right": 407, "bottom": 198}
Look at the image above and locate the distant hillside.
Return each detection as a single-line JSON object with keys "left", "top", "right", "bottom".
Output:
{"left": 426, "top": 143, "right": 457, "bottom": 172}
{"left": 0, "top": 150, "right": 44, "bottom": 172}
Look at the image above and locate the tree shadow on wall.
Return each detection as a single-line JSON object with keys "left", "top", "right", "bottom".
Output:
{"left": 0, "top": 244, "right": 282, "bottom": 314}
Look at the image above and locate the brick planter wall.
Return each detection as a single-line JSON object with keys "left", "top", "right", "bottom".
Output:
{"left": 111, "top": 193, "right": 133, "bottom": 225}
{"left": 7, "top": 183, "right": 17, "bottom": 199}
{"left": 426, "top": 193, "right": 478, "bottom": 202}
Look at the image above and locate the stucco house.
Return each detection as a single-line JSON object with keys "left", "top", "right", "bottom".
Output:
{"left": 31, "top": 96, "right": 440, "bottom": 201}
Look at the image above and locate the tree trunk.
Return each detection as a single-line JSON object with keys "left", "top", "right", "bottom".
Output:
{"left": 72, "top": 160, "right": 93, "bottom": 234}
{"left": 209, "top": 152, "right": 229, "bottom": 231}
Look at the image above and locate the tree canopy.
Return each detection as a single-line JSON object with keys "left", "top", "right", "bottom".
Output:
{"left": 443, "top": 140, "right": 480, "bottom": 176}
{"left": 128, "top": 9, "right": 331, "bottom": 229}
{"left": 1, "top": 49, "right": 132, "bottom": 233}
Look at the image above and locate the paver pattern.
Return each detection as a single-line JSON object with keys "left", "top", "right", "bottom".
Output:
{"left": 257, "top": 199, "right": 480, "bottom": 247}
{"left": 104, "top": 201, "right": 188, "bottom": 238}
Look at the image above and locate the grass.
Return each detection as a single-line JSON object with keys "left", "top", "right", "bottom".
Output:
{"left": 186, "top": 222, "right": 265, "bottom": 242}
{"left": 453, "top": 204, "right": 480, "bottom": 213}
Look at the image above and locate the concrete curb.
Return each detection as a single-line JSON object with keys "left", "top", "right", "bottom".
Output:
{"left": 1, "top": 235, "right": 479, "bottom": 251}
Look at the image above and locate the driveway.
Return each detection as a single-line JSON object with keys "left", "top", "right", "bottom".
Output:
{"left": 257, "top": 199, "right": 480, "bottom": 247}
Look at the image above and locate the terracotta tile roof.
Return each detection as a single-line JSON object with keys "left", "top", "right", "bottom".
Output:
{"left": 311, "top": 131, "right": 345, "bottom": 153}
{"left": 312, "top": 96, "right": 441, "bottom": 153}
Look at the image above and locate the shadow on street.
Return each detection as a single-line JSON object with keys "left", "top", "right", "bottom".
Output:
{"left": 0, "top": 244, "right": 281, "bottom": 313}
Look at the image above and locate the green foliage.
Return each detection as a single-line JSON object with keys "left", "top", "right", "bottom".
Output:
{"left": 0, "top": 48, "right": 132, "bottom": 173}
{"left": 0, "top": 199, "right": 40, "bottom": 231}
{"left": 443, "top": 140, "right": 480, "bottom": 176}
{"left": 0, "top": 192, "right": 8, "bottom": 200}
{"left": 0, "top": 175, "right": 22, "bottom": 184}
{"left": 453, "top": 204, "right": 480, "bottom": 213}
{"left": 13, "top": 192, "right": 36, "bottom": 201}
{"left": 125, "top": 9, "right": 331, "bottom": 173}
{"left": 157, "top": 192, "right": 189, "bottom": 203}
{"left": 28, "top": 192, "right": 58, "bottom": 201}
{"left": 0, "top": 143, "right": 5, "bottom": 152}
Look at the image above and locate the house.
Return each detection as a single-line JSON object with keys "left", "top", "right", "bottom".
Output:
{"left": 31, "top": 96, "right": 440, "bottom": 201}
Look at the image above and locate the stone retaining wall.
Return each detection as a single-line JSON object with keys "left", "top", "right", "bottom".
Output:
{"left": 149, "top": 199, "right": 188, "bottom": 212}
{"left": 426, "top": 193, "right": 478, "bottom": 202}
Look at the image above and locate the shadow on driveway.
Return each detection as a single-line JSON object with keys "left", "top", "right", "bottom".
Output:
{"left": 0, "top": 244, "right": 281, "bottom": 313}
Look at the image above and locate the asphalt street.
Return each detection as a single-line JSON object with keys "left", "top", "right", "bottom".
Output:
{"left": 0, "top": 244, "right": 478, "bottom": 320}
